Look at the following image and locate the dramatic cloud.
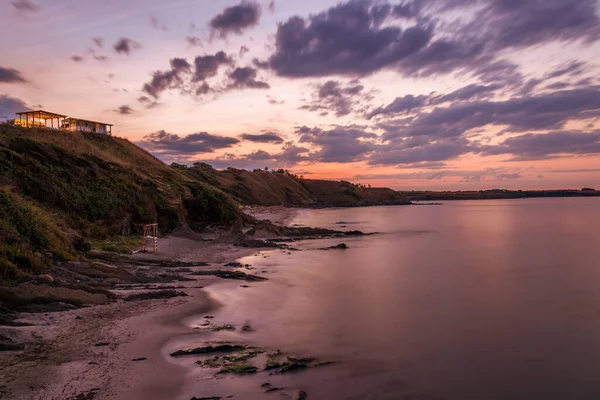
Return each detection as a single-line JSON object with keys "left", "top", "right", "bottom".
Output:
{"left": 239, "top": 45, "right": 249, "bottom": 57}
{"left": 93, "top": 55, "right": 108, "bottom": 62}
{"left": 210, "top": 2, "right": 261, "bottom": 38}
{"left": 227, "top": 67, "right": 270, "bottom": 89}
{"left": 467, "top": 0, "right": 600, "bottom": 52}
{"left": 398, "top": 0, "right": 600, "bottom": 79}
{"left": 368, "top": 94, "right": 429, "bottom": 118}
{"left": 379, "top": 86, "right": 600, "bottom": 140}
{"left": 116, "top": 105, "right": 134, "bottom": 115}
{"left": 431, "top": 83, "right": 503, "bottom": 104}
{"left": 193, "top": 51, "right": 233, "bottom": 81}
{"left": 368, "top": 137, "right": 471, "bottom": 165}
{"left": 240, "top": 132, "right": 284, "bottom": 143}
{"left": 301, "top": 80, "right": 373, "bottom": 117}
{"left": 11, "top": 0, "right": 39, "bottom": 13}
{"left": 138, "top": 130, "right": 240, "bottom": 155}
{"left": 140, "top": 51, "right": 267, "bottom": 100}
{"left": 196, "top": 142, "right": 311, "bottom": 170}
{"left": 253, "top": 58, "right": 269, "bottom": 69}
{"left": 114, "top": 38, "right": 141, "bottom": 55}
{"left": 476, "top": 130, "right": 600, "bottom": 160}
{"left": 171, "top": 58, "right": 192, "bottom": 73}
{"left": 141, "top": 57, "right": 197, "bottom": 99}
{"left": 267, "top": 0, "right": 600, "bottom": 83}
{"left": 137, "top": 96, "right": 160, "bottom": 109}
{"left": 71, "top": 55, "right": 83, "bottom": 62}
{"left": 142, "top": 65, "right": 187, "bottom": 99}
{"left": 0, "top": 67, "right": 27, "bottom": 84}
{"left": 277, "top": 142, "right": 311, "bottom": 164}
{"left": 268, "top": 1, "right": 432, "bottom": 77}
{"left": 545, "top": 60, "right": 587, "bottom": 80}
{"left": 0, "top": 95, "right": 29, "bottom": 117}
{"left": 299, "top": 126, "right": 377, "bottom": 163}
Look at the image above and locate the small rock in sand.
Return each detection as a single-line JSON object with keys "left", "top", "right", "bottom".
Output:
{"left": 123, "top": 290, "right": 188, "bottom": 302}
{"left": 190, "top": 397, "right": 221, "bottom": 400}
{"left": 297, "top": 390, "right": 308, "bottom": 400}
{"left": 132, "top": 357, "right": 147, "bottom": 361}
{"left": 224, "top": 262, "right": 243, "bottom": 268}
{"left": 204, "top": 315, "right": 215, "bottom": 319}
{"left": 94, "top": 342, "right": 110, "bottom": 347}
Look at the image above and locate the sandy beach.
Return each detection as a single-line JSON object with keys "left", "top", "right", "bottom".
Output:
{"left": 0, "top": 208, "right": 301, "bottom": 400}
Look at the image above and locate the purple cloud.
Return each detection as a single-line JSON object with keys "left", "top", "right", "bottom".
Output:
{"left": 0, "top": 67, "right": 27, "bottom": 83}
{"left": 114, "top": 38, "right": 142, "bottom": 55}
{"left": 240, "top": 132, "right": 284, "bottom": 143}
{"left": 210, "top": 2, "right": 261, "bottom": 38}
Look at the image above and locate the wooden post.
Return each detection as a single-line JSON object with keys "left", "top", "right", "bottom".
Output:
{"left": 142, "top": 223, "right": 159, "bottom": 253}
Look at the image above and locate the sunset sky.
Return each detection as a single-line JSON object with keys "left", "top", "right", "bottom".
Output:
{"left": 1, "top": 0, "right": 600, "bottom": 190}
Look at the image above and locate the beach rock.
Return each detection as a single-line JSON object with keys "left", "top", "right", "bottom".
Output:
{"left": 204, "top": 315, "right": 214, "bottom": 319}
{"left": 190, "top": 397, "right": 221, "bottom": 400}
{"left": 265, "top": 355, "right": 322, "bottom": 374}
{"left": 72, "top": 391, "right": 98, "bottom": 400}
{"left": 0, "top": 335, "right": 24, "bottom": 352}
{"left": 192, "top": 270, "right": 267, "bottom": 281}
{"left": 261, "top": 383, "right": 272, "bottom": 388}
{"left": 234, "top": 237, "right": 281, "bottom": 248}
{"left": 240, "top": 324, "right": 253, "bottom": 332}
{"left": 132, "top": 357, "right": 147, "bottom": 361}
{"left": 94, "top": 342, "right": 110, "bottom": 347}
{"left": 265, "top": 387, "right": 284, "bottom": 393}
{"left": 297, "top": 390, "right": 308, "bottom": 400}
{"left": 170, "top": 344, "right": 246, "bottom": 357}
{"left": 343, "top": 230, "right": 364, "bottom": 236}
{"left": 211, "top": 324, "right": 235, "bottom": 332}
{"left": 320, "top": 243, "right": 348, "bottom": 250}
{"left": 218, "top": 362, "right": 257, "bottom": 374}
{"left": 123, "top": 290, "right": 188, "bottom": 302}
{"left": 224, "top": 262, "right": 243, "bottom": 268}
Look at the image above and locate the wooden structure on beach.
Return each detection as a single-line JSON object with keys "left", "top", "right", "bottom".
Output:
{"left": 13, "top": 110, "right": 113, "bottom": 135}
{"left": 142, "top": 223, "right": 159, "bottom": 253}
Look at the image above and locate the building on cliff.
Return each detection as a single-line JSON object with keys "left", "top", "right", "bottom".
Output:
{"left": 12, "top": 110, "right": 113, "bottom": 135}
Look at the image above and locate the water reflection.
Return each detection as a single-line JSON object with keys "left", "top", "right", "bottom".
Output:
{"left": 196, "top": 198, "right": 600, "bottom": 399}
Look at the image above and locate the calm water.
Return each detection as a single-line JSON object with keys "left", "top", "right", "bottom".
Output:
{"left": 181, "top": 198, "right": 600, "bottom": 399}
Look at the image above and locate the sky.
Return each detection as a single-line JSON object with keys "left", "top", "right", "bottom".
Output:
{"left": 1, "top": 0, "right": 600, "bottom": 190}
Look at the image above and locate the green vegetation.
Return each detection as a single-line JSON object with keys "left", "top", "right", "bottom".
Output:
{"left": 0, "top": 125, "right": 242, "bottom": 284}
{"left": 0, "top": 189, "right": 74, "bottom": 283}
{"left": 180, "top": 163, "right": 411, "bottom": 207}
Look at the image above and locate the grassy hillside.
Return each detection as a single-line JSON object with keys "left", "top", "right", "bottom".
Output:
{"left": 0, "top": 125, "right": 241, "bottom": 282}
{"left": 177, "top": 163, "right": 411, "bottom": 207}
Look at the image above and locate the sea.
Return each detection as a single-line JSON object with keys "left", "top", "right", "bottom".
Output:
{"left": 176, "top": 198, "right": 600, "bottom": 400}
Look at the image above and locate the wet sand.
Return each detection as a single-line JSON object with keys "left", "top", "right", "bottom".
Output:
{"left": 0, "top": 215, "right": 293, "bottom": 400}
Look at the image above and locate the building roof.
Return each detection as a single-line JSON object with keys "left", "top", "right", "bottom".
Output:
{"left": 64, "top": 117, "right": 113, "bottom": 126}
{"left": 16, "top": 110, "right": 68, "bottom": 119}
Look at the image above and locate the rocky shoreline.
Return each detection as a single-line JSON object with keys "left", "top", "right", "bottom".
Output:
{"left": 0, "top": 210, "right": 356, "bottom": 400}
